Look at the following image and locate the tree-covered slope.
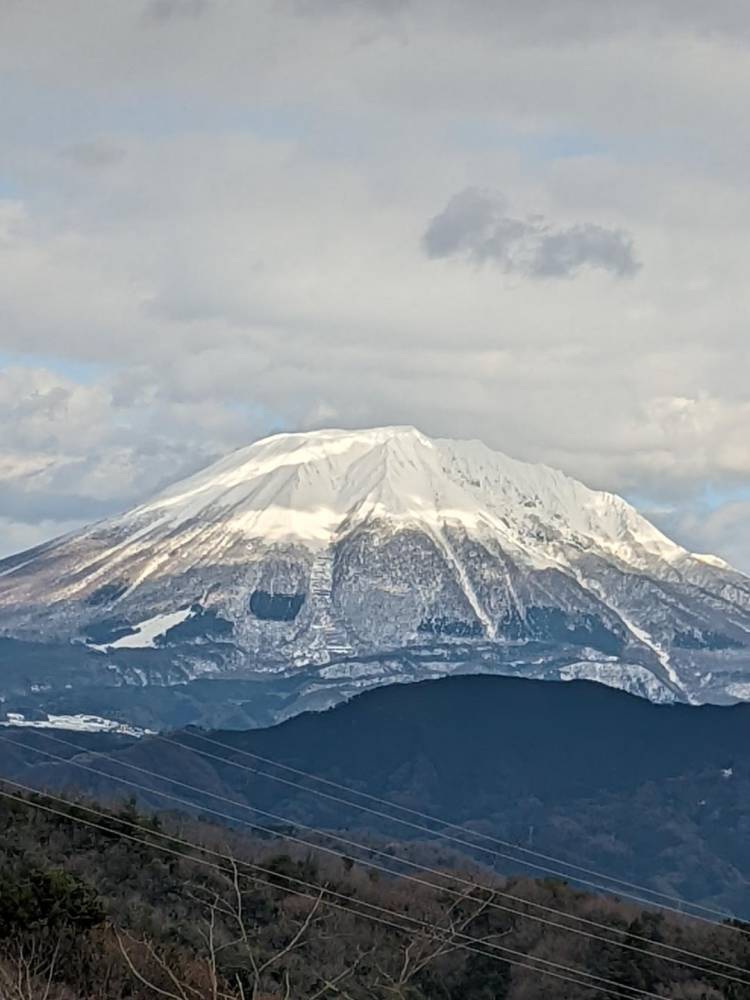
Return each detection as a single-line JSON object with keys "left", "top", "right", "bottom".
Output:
{"left": 6, "top": 675, "right": 750, "bottom": 914}
{"left": 2, "top": 786, "right": 750, "bottom": 1000}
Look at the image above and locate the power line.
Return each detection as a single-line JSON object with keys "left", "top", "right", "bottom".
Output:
{"left": 0, "top": 779, "right": 654, "bottom": 1000}
{"left": 9, "top": 729, "right": 750, "bottom": 982}
{"left": 166, "top": 728, "right": 750, "bottom": 927}
{"left": 0, "top": 779, "right": 685, "bottom": 1000}
{"left": 5, "top": 729, "right": 750, "bottom": 987}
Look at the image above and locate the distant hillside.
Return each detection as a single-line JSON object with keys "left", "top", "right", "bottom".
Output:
{"left": 5, "top": 675, "right": 750, "bottom": 915}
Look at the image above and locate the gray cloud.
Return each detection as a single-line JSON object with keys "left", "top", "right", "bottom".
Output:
{"left": 531, "top": 224, "right": 640, "bottom": 278}
{"left": 292, "top": 0, "right": 407, "bottom": 14}
{"left": 143, "top": 0, "right": 210, "bottom": 22}
{"left": 0, "top": 483, "right": 117, "bottom": 525}
{"left": 61, "top": 140, "right": 127, "bottom": 170}
{"left": 423, "top": 188, "right": 640, "bottom": 278}
{"left": 656, "top": 498, "right": 750, "bottom": 574}
{"left": 294, "top": 1, "right": 750, "bottom": 43}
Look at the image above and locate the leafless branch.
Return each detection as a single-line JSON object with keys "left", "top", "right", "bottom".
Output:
{"left": 255, "top": 887, "right": 325, "bottom": 978}
{"left": 115, "top": 927, "right": 200, "bottom": 1000}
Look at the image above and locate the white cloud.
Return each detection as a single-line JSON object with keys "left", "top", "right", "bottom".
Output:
{"left": 0, "top": 1, "right": 748, "bottom": 568}
{"left": 0, "top": 516, "right": 87, "bottom": 558}
{"left": 0, "top": 366, "right": 263, "bottom": 555}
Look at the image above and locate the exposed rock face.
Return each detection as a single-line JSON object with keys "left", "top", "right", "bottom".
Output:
{"left": 1, "top": 425, "right": 750, "bottom": 729}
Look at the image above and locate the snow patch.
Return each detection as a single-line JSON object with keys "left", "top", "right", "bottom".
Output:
{"left": 88, "top": 607, "right": 194, "bottom": 651}
{"left": 620, "top": 620, "right": 684, "bottom": 693}
{"left": 692, "top": 552, "right": 734, "bottom": 571}
{"left": 1, "top": 712, "right": 150, "bottom": 737}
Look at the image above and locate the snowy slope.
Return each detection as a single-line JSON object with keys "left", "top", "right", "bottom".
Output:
{"left": 1, "top": 425, "right": 750, "bottom": 723}
{"left": 121, "top": 426, "right": 683, "bottom": 561}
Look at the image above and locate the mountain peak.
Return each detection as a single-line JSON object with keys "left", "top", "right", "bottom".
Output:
{"left": 131, "top": 423, "right": 445, "bottom": 544}
{"left": 2, "top": 424, "right": 750, "bottom": 717}
{"left": 126, "top": 424, "right": 680, "bottom": 568}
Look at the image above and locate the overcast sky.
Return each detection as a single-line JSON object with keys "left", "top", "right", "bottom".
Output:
{"left": 1, "top": 0, "right": 749, "bottom": 568}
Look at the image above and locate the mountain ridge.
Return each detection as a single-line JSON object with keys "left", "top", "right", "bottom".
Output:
{"left": 1, "top": 425, "right": 750, "bottom": 728}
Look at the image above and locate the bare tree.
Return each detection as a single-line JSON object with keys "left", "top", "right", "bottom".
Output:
{"left": 0, "top": 939, "right": 62, "bottom": 1000}
{"left": 115, "top": 860, "right": 328, "bottom": 1000}
{"left": 374, "top": 883, "right": 512, "bottom": 998}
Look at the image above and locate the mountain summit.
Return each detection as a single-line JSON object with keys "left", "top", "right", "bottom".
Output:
{"left": 129, "top": 425, "right": 687, "bottom": 567}
{"left": 2, "top": 425, "right": 750, "bottom": 727}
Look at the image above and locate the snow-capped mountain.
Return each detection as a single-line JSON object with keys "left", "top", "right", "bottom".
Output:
{"left": 2, "top": 425, "right": 750, "bottom": 730}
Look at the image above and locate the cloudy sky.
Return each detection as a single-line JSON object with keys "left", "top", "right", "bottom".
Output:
{"left": 1, "top": 0, "right": 749, "bottom": 567}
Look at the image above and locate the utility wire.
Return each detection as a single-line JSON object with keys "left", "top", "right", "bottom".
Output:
{"left": 5, "top": 729, "right": 750, "bottom": 987}
{"left": 0, "top": 779, "right": 688, "bottom": 1000}
{"left": 166, "top": 729, "right": 750, "bottom": 927}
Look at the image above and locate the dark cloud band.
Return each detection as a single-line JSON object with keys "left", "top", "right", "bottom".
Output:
{"left": 423, "top": 188, "right": 639, "bottom": 279}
